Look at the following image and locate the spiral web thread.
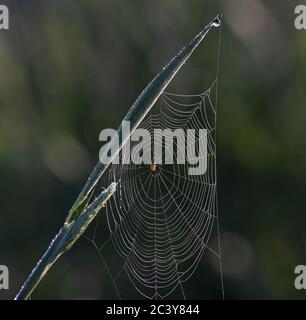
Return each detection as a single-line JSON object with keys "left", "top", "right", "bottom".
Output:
{"left": 85, "top": 78, "right": 224, "bottom": 300}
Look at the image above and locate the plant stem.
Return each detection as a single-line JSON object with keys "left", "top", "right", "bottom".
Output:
{"left": 15, "top": 183, "right": 117, "bottom": 300}
{"left": 65, "top": 15, "right": 221, "bottom": 225}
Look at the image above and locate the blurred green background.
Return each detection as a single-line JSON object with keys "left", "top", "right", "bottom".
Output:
{"left": 1, "top": 0, "right": 306, "bottom": 299}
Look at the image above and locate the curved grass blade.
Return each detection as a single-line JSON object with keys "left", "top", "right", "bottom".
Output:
{"left": 65, "top": 15, "right": 221, "bottom": 225}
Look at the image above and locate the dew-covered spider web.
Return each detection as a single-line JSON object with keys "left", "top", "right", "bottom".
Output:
{"left": 84, "top": 79, "right": 224, "bottom": 300}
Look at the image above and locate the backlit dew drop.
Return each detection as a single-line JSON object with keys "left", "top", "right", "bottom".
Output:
{"left": 212, "top": 16, "right": 221, "bottom": 28}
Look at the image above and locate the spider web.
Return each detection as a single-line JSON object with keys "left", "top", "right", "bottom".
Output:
{"left": 84, "top": 79, "right": 224, "bottom": 300}
{"left": 82, "top": 21, "right": 224, "bottom": 300}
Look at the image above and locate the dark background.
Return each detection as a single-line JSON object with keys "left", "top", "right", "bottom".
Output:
{"left": 0, "top": 0, "right": 306, "bottom": 299}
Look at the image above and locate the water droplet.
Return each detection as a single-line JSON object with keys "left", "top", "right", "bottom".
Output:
{"left": 212, "top": 16, "right": 221, "bottom": 28}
